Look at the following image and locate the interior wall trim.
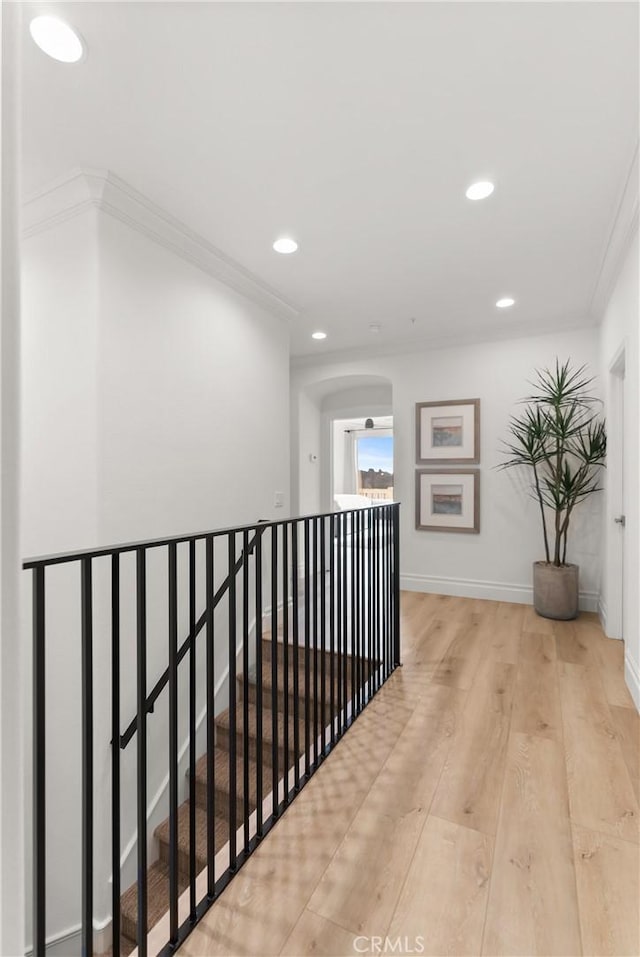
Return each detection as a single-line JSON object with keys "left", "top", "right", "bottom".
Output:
{"left": 401, "top": 571, "right": 599, "bottom": 613}
{"left": 22, "top": 167, "right": 300, "bottom": 323}
{"left": 624, "top": 652, "right": 640, "bottom": 712}
{"left": 589, "top": 140, "right": 640, "bottom": 321}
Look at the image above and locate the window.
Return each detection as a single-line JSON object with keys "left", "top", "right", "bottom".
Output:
{"left": 356, "top": 433, "right": 394, "bottom": 500}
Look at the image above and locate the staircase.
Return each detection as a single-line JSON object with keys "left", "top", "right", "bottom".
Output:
{"left": 115, "top": 637, "right": 360, "bottom": 955}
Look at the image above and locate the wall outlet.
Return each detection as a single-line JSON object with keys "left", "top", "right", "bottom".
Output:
{"left": 274, "top": 491, "right": 284, "bottom": 508}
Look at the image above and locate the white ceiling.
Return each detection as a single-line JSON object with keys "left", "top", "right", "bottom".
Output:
{"left": 20, "top": 2, "right": 639, "bottom": 357}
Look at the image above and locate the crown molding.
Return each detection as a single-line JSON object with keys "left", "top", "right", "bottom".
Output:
{"left": 22, "top": 168, "right": 300, "bottom": 323}
{"left": 290, "top": 312, "right": 595, "bottom": 370}
{"left": 589, "top": 140, "right": 639, "bottom": 322}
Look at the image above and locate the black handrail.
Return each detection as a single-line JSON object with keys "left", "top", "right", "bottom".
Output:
{"left": 22, "top": 502, "right": 394, "bottom": 569}
{"left": 119, "top": 526, "right": 265, "bottom": 749}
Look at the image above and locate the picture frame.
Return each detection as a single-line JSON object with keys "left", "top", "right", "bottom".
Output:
{"left": 415, "top": 468, "right": 480, "bottom": 533}
{"left": 415, "top": 398, "right": 480, "bottom": 465}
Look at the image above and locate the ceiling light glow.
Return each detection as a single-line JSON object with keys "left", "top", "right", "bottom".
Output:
{"left": 496, "top": 297, "right": 515, "bottom": 308}
{"left": 273, "top": 237, "right": 298, "bottom": 254}
{"left": 465, "top": 181, "right": 494, "bottom": 201}
{"left": 311, "top": 331, "right": 327, "bottom": 340}
{"left": 29, "top": 16, "right": 84, "bottom": 63}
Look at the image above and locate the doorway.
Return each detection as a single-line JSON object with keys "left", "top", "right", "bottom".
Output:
{"left": 332, "top": 416, "right": 394, "bottom": 506}
{"left": 608, "top": 344, "right": 626, "bottom": 638}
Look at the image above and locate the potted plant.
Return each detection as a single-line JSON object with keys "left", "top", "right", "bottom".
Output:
{"left": 500, "top": 359, "right": 606, "bottom": 620}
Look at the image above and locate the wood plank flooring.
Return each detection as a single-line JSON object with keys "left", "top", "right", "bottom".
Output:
{"left": 179, "top": 592, "right": 639, "bottom": 957}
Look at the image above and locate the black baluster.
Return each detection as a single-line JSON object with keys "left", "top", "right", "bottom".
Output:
{"left": 282, "top": 524, "right": 290, "bottom": 804}
{"left": 374, "top": 508, "right": 380, "bottom": 693}
{"left": 367, "top": 508, "right": 373, "bottom": 699}
{"left": 255, "top": 533, "right": 263, "bottom": 836}
{"left": 342, "top": 513, "right": 348, "bottom": 735}
{"left": 350, "top": 511, "right": 356, "bottom": 722}
{"left": 33, "top": 566, "right": 46, "bottom": 957}
{"left": 303, "top": 521, "right": 311, "bottom": 778}
{"left": 312, "top": 518, "right": 319, "bottom": 764}
{"left": 135, "top": 548, "right": 148, "bottom": 957}
{"left": 320, "top": 517, "right": 326, "bottom": 755}
{"left": 393, "top": 505, "right": 401, "bottom": 668}
{"left": 242, "top": 530, "right": 250, "bottom": 854}
{"left": 271, "top": 527, "right": 279, "bottom": 813}
{"left": 188, "top": 540, "right": 197, "bottom": 917}
{"left": 168, "top": 544, "right": 179, "bottom": 944}
{"left": 81, "top": 558, "right": 94, "bottom": 957}
{"left": 387, "top": 506, "right": 392, "bottom": 676}
{"left": 228, "top": 534, "right": 238, "bottom": 870}
{"left": 356, "top": 510, "right": 362, "bottom": 716}
{"left": 292, "top": 524, "right": 300, "bottom": 791}
{"left": 329, "top": 513, "right": 336, "bottom": 747}
{"left": 206, "top": 536, "right": 215, "bottom": 898}
{"left": 111, "top": 556, "right": 121, "bottom": 957}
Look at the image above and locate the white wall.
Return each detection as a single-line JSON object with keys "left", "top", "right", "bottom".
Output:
{"left": 97, "top": 214, "right": 290, "bottom": 541}
{"left": 21, "top": 202, "right": 291, "bottom": 945}
{"left": 0, "top": 3, "right": 25, "bottom": 954}
{"left": 295, "top": 389, "right": 322, "bottom": 516}
{"left": 599, "top": 228, "right": 639, "bottom": 707}
{"left": 292, "top": 326, "right": 602, "bottom": 607}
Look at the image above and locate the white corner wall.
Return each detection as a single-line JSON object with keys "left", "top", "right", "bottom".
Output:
{"left": 0, "top": 3, "right": 25, "bottom": 954}
{"left": 21, "top": 198, "right": 291, "bottom": 946}
{"left": 599, "top": 227, "right": 640, "bottom": 708}
{"left": 97, "top": 212, "right": 290, "bottom": 541}
{"left": 292, "top": 326, "right": 602, "bottom": 608}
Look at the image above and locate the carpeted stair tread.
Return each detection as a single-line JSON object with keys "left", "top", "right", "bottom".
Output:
{"left": 120, "top": 859, "right": 189, "bottom": 944}
{"left": 155, "top": 801, "right": 229, "bottom": 876}
{"left": 192, "top": 745, "right": 259, "bottom": 818}
{"left": 239, "top": 648, "right": 374, "bottom": 724}
{"left": 100, "top": 934, "right": 136, "bottom": 957}
{"left": 215, "top": 701, "right": 308, "bottom": 767}
{"left": 258, "top": 637, "right": 359, "bottom": 676}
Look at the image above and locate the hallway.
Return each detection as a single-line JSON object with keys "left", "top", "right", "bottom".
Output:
{"left": 174, "top": 591, "right": 639, "bottom": 957}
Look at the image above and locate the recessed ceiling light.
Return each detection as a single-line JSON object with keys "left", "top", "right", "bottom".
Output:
{"left": 311, "top": 331, "right": 327, "bottom": 340}
{"left": 496, "top": 297, "right": 515, "bottom": 308}
{"left": 29, "top": 16, "right": 84, "bottom": 63}
{"left": 465, "top": 181, "right": 494, "bottom": 201}
{"left": 273, "top": 237, "right": 298, "bottom": 254}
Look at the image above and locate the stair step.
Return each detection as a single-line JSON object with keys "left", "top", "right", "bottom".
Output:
{"left": 155, "top": 801, "right": 229, "bottom": 879}
{"left": 215, "top": 702, "right": 308, "bottom": 769}
{"left": 191, "top": 746, "right": 259, "bottom": 819}
{"left": 238, "top": 671, "right": 337, "bottom": 724}
{"left": 120, "top": 859, "right": 189, "bottom": 944}
{"left": 258, "top": 637, "right": 357, "bottom": 676}
{"left": 101, "top": 933, "right": 136, "bottom": 957}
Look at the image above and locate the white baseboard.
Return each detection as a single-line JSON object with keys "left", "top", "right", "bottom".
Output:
{"left": 25, "top": 916, "right": 111, "bottom": 956}
{"left": 624, "top": 653, "right": 640, "bottom": 712}
{"left": 400, "top": 572, "right": 599, "bottom": 613}
{"left": 598, "top": 597, "right": 608, "bottom": 634}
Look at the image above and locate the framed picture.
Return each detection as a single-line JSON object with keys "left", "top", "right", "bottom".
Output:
{"left": 415, "top": 469, "right": 480, "bottom": 533}
{"left": 415, "top": 398, "right": 480, "bottom": 465}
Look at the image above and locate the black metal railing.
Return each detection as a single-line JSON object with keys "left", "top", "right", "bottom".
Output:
{"left": 24, "top": 502, "right": 400, "bottom": 957}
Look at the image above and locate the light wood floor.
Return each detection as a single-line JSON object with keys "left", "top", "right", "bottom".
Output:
{"left": 179, "top": 593, "right": 640, "bottom": 957}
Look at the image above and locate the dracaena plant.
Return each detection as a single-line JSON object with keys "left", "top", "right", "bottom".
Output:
{"left": 499, "top": 359, "right": 606, "bottom": 567}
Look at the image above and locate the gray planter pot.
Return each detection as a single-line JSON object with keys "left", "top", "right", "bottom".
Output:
{"left": 533, "top": 561, "right": 579, "bottom": 620}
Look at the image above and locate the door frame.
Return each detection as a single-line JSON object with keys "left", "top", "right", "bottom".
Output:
{"left": 607, "top": 340, "right": 626, "bottom": 638}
